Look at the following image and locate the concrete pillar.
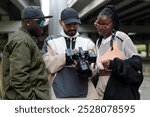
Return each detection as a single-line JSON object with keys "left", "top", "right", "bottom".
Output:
{"left": 49, "top": 0, "right": 68, "bottom": 35}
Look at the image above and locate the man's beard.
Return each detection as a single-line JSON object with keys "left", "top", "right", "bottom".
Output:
{"left": 66, "top": 30, "right": 77, "bottom": 36}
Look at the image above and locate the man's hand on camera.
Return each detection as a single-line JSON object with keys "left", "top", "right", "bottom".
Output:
{"left": 65, "top": 54, "right": 74, "bottom": 65}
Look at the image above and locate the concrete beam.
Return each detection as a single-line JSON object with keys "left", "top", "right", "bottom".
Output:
{"left": 10, "top": 0, "right": 41, "bottom": 10}
{"left": 79, "top": 24, "right": 150, "bottom": 34}
{"left": 118, "top": 2, "right": 149, "bottom": 17}
{"left": 10, "top": 0, "right": 28, "bottom": 10}
{"left": 78, "top": 0, "right": 111, "bottom": 18}
{"left": 120, "top": 25, "right": 150, "bottom": 34}
{"left": 121, "top": 7, "right": 150, "bottom": 21}
{"left": 67, "top": 0, "right": 78, "bottom": 7}
{"left": 116, "top": 0, "right": 137, "bottom": 9}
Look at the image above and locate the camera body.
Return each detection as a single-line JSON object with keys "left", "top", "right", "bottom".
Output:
{"left": 66, "top": 47, "right": 97, "bottom": 80}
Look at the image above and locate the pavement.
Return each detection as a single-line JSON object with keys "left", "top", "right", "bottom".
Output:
{"left": 140, "top": 76, "right": 150, "bottom": 100}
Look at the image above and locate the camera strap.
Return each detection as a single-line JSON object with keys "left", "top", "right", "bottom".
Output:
{"left": 64, "top": 37, "right": 76, "bottom": 49}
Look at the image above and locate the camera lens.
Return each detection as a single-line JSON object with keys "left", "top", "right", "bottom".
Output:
{"left": 77, "top": 60, "right": 92, "bottom": 79}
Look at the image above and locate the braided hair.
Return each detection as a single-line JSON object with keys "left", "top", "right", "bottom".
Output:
{"left": 97, "top": 5, "right": 120, "bottom": 50}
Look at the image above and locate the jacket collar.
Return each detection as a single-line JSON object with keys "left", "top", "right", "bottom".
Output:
{"left": 19, "top": 27, "right": 32, "bottom": 37}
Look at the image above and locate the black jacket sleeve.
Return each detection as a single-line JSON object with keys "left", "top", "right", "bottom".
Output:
{"left": 109, "top": 55, "right": 143, "bottom": 85}
{"left": 103, "top": 55, "right": 144, "bottom": 100}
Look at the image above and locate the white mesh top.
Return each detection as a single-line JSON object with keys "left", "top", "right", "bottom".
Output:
{"left": 96, "top": 31, "right": 138, "bottom": 59}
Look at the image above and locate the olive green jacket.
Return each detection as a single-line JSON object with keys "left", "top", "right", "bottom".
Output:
{"left": 0, "top": 28, "right": 49, "bottom": 99}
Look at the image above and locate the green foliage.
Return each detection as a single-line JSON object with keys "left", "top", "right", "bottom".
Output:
{"left": 136, "top": 45, "right": 146, "bottom": 53}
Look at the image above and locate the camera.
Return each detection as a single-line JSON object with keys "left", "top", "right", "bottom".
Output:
{"left": 66, "top": 47, "right": 97, "bottom": 80}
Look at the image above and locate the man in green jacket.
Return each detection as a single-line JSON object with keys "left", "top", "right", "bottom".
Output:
{"left": 0, "top": 6, "right": 52, "bottom": 99}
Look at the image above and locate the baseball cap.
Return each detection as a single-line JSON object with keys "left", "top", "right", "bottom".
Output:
{"left": 21, "top": 6, "right": 52, "bottom": 19}
{"left": 61, "top": 7, "right": 81, "bottom": 24}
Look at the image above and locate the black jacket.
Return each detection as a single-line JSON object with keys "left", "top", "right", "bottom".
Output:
{"left": 103, "top": 55, "right": 143, "bottom": 100}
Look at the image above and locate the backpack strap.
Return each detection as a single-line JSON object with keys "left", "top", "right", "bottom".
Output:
{"left": 116, "top": 35, "right": 124, "bottom": 51}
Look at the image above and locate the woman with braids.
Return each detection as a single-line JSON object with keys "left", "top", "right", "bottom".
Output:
{"left": 95, "top": 5, "right": 143, "bottom": 100}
